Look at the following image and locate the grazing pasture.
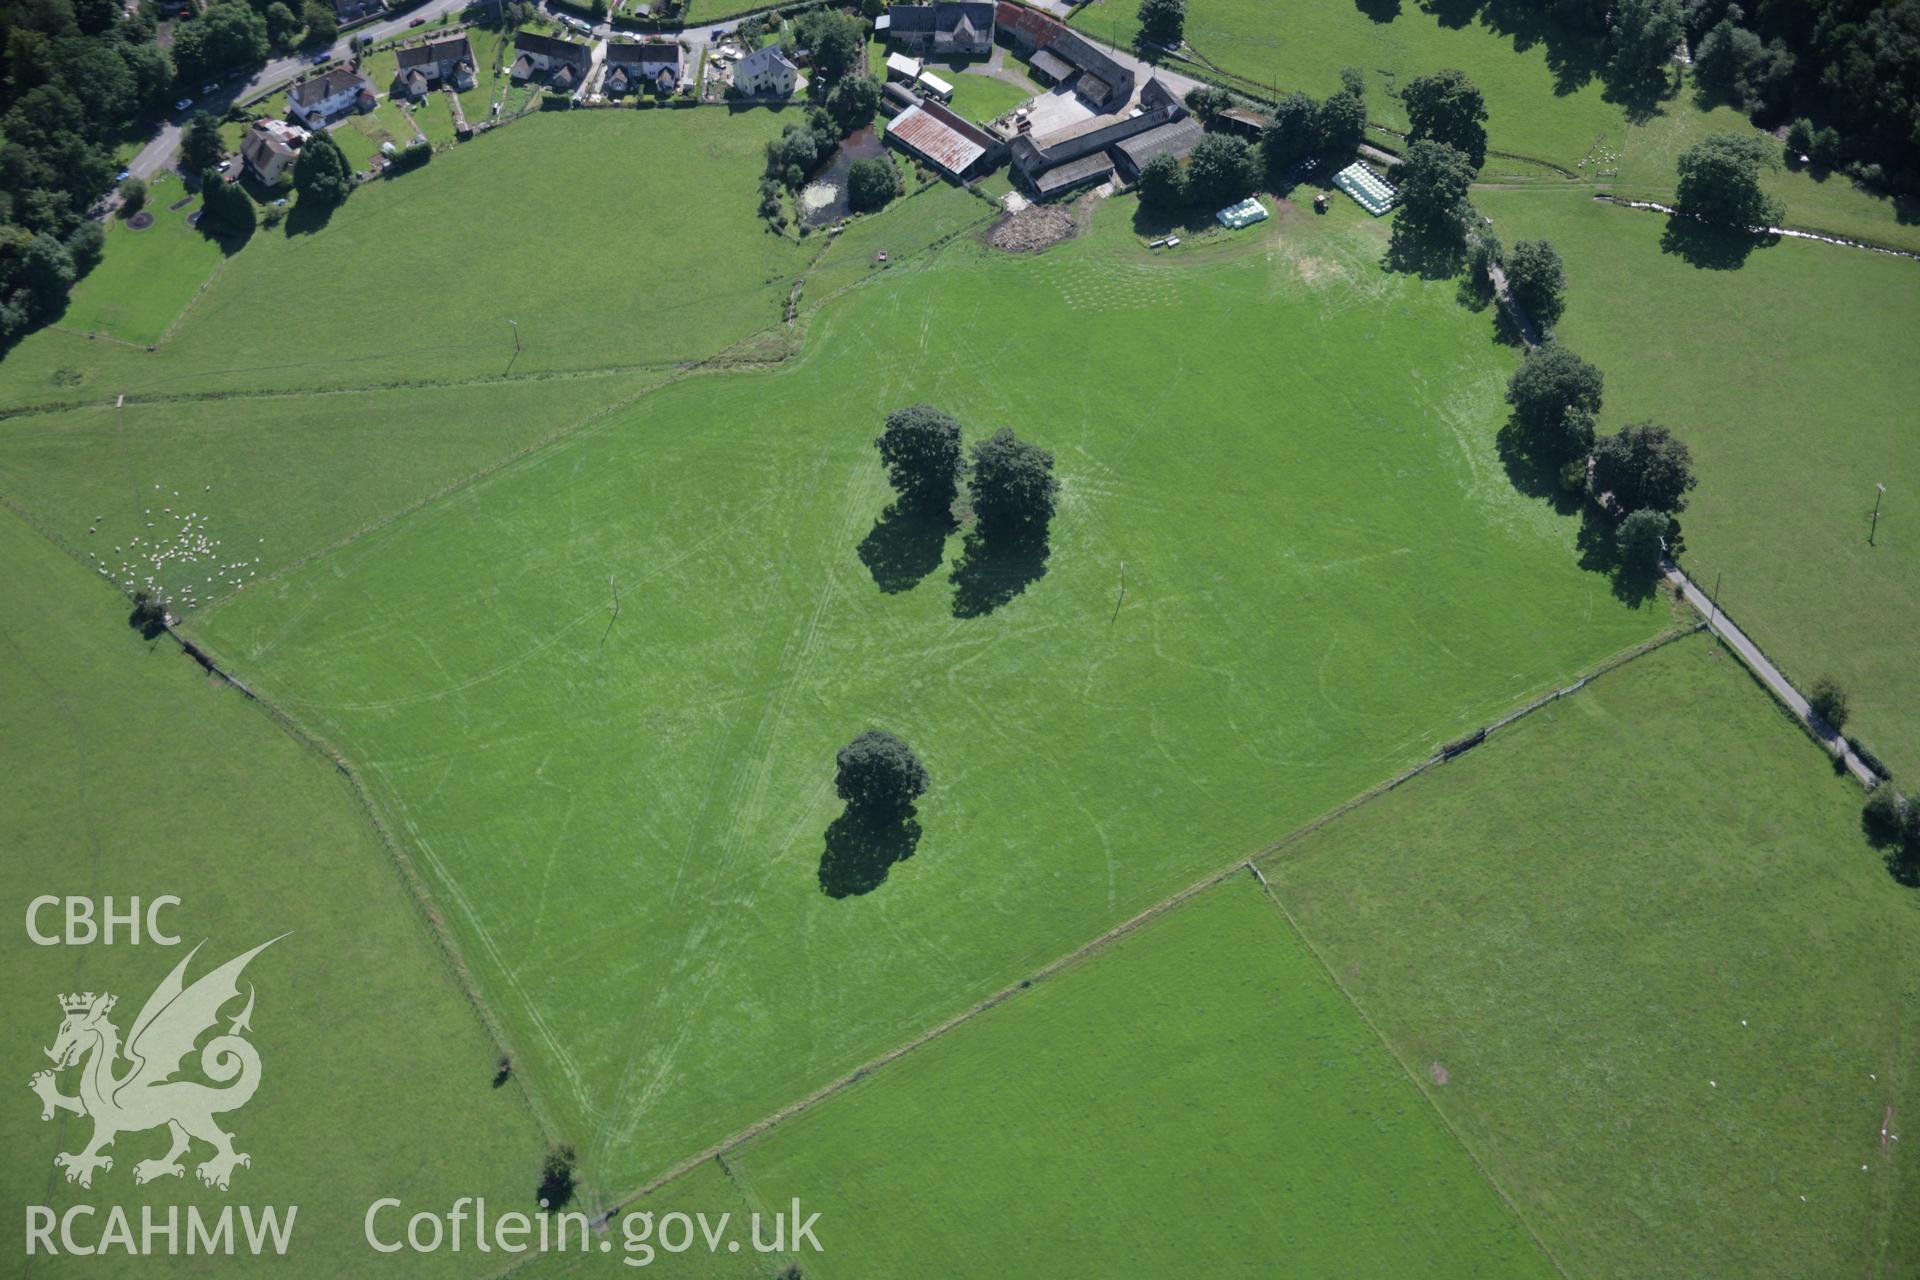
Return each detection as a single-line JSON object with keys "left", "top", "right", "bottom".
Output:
{"left": 1071, "top": 0, "right": 1625, "bottom": 168}
{"left": 0, "top": 109, "right": 810, "bottom": 406}
{"left": 1476, "top": 187, "right": 1920, "bottom": 778}
{"left": 188, "top": 201, "right": 1660, "bottom": 1195}
{"left": 719, "top": 877, "right": 1556, "bottom": 1277}
{"left": 1266, "top": 634, "right": 1920, "bottom": 1279}
{"left": 0, "top": 508, "right": 550, "bottom": 1277}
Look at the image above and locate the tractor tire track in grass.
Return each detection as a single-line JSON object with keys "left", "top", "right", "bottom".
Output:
{"left": 562, "top": 620, "right": 1701, "bottom": 1237}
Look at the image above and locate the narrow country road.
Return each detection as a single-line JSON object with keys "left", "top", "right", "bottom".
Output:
{"left": 1663, "top": 559, "right": 1879, "bottom": 787}
{"left": 128, "top": 0, "right": 475, "bottom": 180}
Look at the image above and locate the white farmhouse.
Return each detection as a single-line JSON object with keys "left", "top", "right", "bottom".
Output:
{"left": 287, "top": 67, "right": 376, "bottom": 127}
{"left": 734, "top": 46, "right": 798, "bottom": 97}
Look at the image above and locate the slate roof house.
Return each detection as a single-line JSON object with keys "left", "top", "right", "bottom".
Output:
{"left": 287, "top": 67, "right": 376, "bottom": 126}
{"left": 878, "top": 3, "right": 995, "bottom": 57}
{"left": 1009, "top": 101, "right": 1184, "bottom": 196}
{"left": 603, "top": 42, "right": 683, "bottom": 95}
{"left": 993, "top": 2, "right": 1133, "bottom": 112}
{"left": 392, "top": 36, "right": 476, "bottom": 99}
{"left": 734, "top": 45, "right": 798, "bottom": 96}
{"left": 511, "top": 31, "right": 593, "bottom": 90}
{"left": 1110, "top": 114, "right": 1205, "bottom": 180}
{"left": 240, "top": 122, "right": 298, "bottom": 185}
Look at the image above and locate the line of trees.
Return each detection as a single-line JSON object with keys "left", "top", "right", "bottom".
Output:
{"left": 873, "top": 404, "right": 1059, "bottom": 543}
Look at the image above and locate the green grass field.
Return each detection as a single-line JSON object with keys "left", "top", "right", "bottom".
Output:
{"left": 714, "top": 877, "right": 1556, "bottom": 1277}
{"left": 1475, "top": 187, "right": 1920, "bottom": 779}
{"left": 57, "top": 176, "right": 229, "bottom": 346}
{"left": 0, "top": 507, "right": 551, "bottom": 1275}
{"left": 1072, "top": 0, "right": 1626, "bottom": 169}
{"left": 1264, "top": 634, "right": 1920, "bottom": 1278}
{"left": 942, "top": 69, "right": 1037, "bottom": 124}
{"left": 0, "top": 109, "right": 811, "bottom": 406}
{"left": 0, "top": 370, "right": 669, "bottom": 602}
{"left": 186, "top": 200, "right": 1661, "bottom": 1195}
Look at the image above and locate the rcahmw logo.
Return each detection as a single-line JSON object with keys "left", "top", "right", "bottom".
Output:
{"left": 22, "top": 921, "right": 299, "bottom": 1258}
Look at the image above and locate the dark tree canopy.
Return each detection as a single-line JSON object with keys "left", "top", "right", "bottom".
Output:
{"left": 1674, "top": 133, "right": 1784, "bottom": 229}
{"left": 536, "top": 1145, "right": 577, "bottom": 1211}
{"left": 1183, "top": 85, "right": 1231, "bottom": 123}
{"left": 847, "top": 154, "right": 897, "bottom": 211}
{"left": 826, "top": 74, "right": 881, "bottom": 133}
{"left": 293, "top": 129, "right": 353, "bottom": 207}
{"left": 182, "top": 113, "right": 227, "bottom": 175}
{"left": 1394, "top": 139, "right": 1475, "bottom": 235}
{"left": 1615, "top": 507, "right": 1670, "bottom": 573}
{"left": 795, "top": 8, "right": 864, "bottom": 83}
{"left": 1136, "top": 0, "right": 1185, "bottom": 45}
{"left": 197, "top": 169, "right": 257, "bottom": 238}
{"left": 1504, "top": 238, "right": 1567, "bottom": 330}
{"left": 834, "top": 730, "right": 929, "bottom": 818}
{"left": 1591, "top": 422, "right": 1697, "bottom": 514}
{"left": 1313, "top": 90, "right": 1368, "bottom": 161}
{"left": 874, "top": 404, "right": 963, "bottom": 512}
{"left": 1605, "top": 0, "right": 1685, "bottom": 98}
{"left": 1808, "top": 677, "right": 1850, "bottom": 730}
{"left": 1260, "top": 91, "right": 1318, "bottom": 173}
{"left": 1183, "top": 133, "right": 1257, "bottom": 207}
{"left": 1505, "top": 343, "right": 1604, "bottom": 460}
{"left": 1137, "top": 150, "right": 1184, "bottom": 208}
{"left": 1402, "top": 69, "right": 1488, "bottom": 168}
{"left": 967, "top": 427, "right": 1058, "bottom": 539}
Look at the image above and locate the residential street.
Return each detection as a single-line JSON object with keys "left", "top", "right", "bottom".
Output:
{"left": 128, "top": 0, "right": 476, "bottom": 179}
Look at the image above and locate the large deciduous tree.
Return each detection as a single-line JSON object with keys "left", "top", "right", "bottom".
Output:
{"left": 1394, "top": 138, "right": 1475, "bottom": 235}
{"left": 1503, "top": 238, "right": 1567, "bottom": 330}
{"left": 1402, "top": 69, "right": 1488, "bottom": 168}
{"left": 1674, "top": 132, "right": 1784, "bottom": 229}
{"left": 967, "top": 427, "right": 1057, "bottom": 540}
{"left": 1591, "top": 422, "right": 1697, "bottom": 514}
{"left": 293, "top": 129, "right": 353, "bottom": 207}
{"left": 874, "top": 404, "right": 964, "bottom": 513}
{"left": 1183, "top": 133, "right": 1257, "bottom": 207}
{"left": 1136, "top": 0, "right": 1185, "bottom": 46}
{"left": 1505, "top": 343, "right": 1604, "bottom": 460}
{"left": 834, "top": 730, "right": 929, "bottom": 819}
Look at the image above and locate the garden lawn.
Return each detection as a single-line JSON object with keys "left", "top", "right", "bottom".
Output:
{"left": 1071, "top": 0, "right": 1625, "bottom": 169}
{"left": 1475, "top": 186, "right": 1920, "bottom": 779}
{"left": 189, "top": 198, "right": 1662, "bottom": 1196}
{"left": 1264, "top": 634, "right": 1920, "bottom": 1279}
{"left": 0, "top": 110, "right": 806, "bottom": 404}
{"left": 942, "top": 68, "right": 1035, "bottom": 124}
{"left": 57, "top": 176, "right": 227, "bottom": 345}
{"left": 721, "top": 877, "right": 1556, "bottom": 1278}
{"left": 0, "top": 507, "right": 551, "bottom": 1277}
{"left": 0, "top": 369, "right": 668, "bottom": 605}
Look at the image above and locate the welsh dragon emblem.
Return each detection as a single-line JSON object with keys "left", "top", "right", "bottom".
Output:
{"left": 30, "top": 937, "right": 283, "bottom": 1191}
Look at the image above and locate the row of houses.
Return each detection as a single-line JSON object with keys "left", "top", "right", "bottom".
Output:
{"left": 875, "top": 2, "right": 1136, "bottom": 116}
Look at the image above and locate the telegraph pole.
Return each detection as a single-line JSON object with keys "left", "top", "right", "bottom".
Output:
{"left": 1869, "top": 482, "right": 1885, "bottom": 545}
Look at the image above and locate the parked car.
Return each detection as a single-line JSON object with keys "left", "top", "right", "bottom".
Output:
{"left": 174, "top": 96, "right": 193, "bottom": 111}
{"left": 115, "top": 169, "right": 131, "bottom": 182}
{"left": 408, "top": 14, "right": 425, "bottom": 23}
{"left": 311, "top": 51, "right": 330, "bottom": 65}
{"left": 201, "top": 82, "right": 218, "bottom": 93}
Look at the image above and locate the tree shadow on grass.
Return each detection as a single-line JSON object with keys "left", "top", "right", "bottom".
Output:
{"left": 1355, "top": 0, "right": 1402, "bottom": 22}
{"left": 857, "top": 503, "right": 951, "bottom": 594}
{"left": 818, "top": 808, "right": 921, "bottom": 898}
{"left": 1129, "top": 200, "right": 1227, "bottom": 241}
{"left": 1659, "top": 217, "right": 1775, "bottom": 270}
{"left": 1495, "top": 420, "right": 1583, "bottom": 513}
{"left": 1574, "top": 506, "right": 1662, "bottom": 607}
{"left": 950, "top": 528, "right": 1049, "bottom": 619}
{"left": 1383, "top": 219, "right": 1467, "bottom": 280}
{"left": 283, "top": 196, "right": 340, "bottom": 237}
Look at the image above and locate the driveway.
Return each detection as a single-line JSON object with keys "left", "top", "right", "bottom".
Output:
{"left": 128, "top": 0, "right": 475, "bottom": 180}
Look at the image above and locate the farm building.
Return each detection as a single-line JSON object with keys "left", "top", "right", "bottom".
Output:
{"left": 994, "top": 2, "right": 1134, "bottom": 112}
{"left": 1110, "top": 115, "right": 1204, "bottom": 181}
{"left": 604, "top": 42, "right": 683, "bottom": 95}
{"left": 512, "top": 31, "right": 593, "bottom": 90}
{"left": 392, "top": 37, "right": 476, "bottom": 99}
{"left": 916, "top": 69, "right": 955, "bottom": 102}
{"left": 735, "top": 45, "right": 799, "bottom": 97}
{"left": 878, "top": 2, "right": 996, "bottom": 57}
{"left": 1009, "top": 103, "right": 1185, "bottom": 196}
{"left": 287, "top": 67, "right": 375, "bottom": 127}
{"left": 885, "top": 51, "right": 923, "bottom": 82}
{"left": 885, "top": 98, "right": 1006, "bottom": 180}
